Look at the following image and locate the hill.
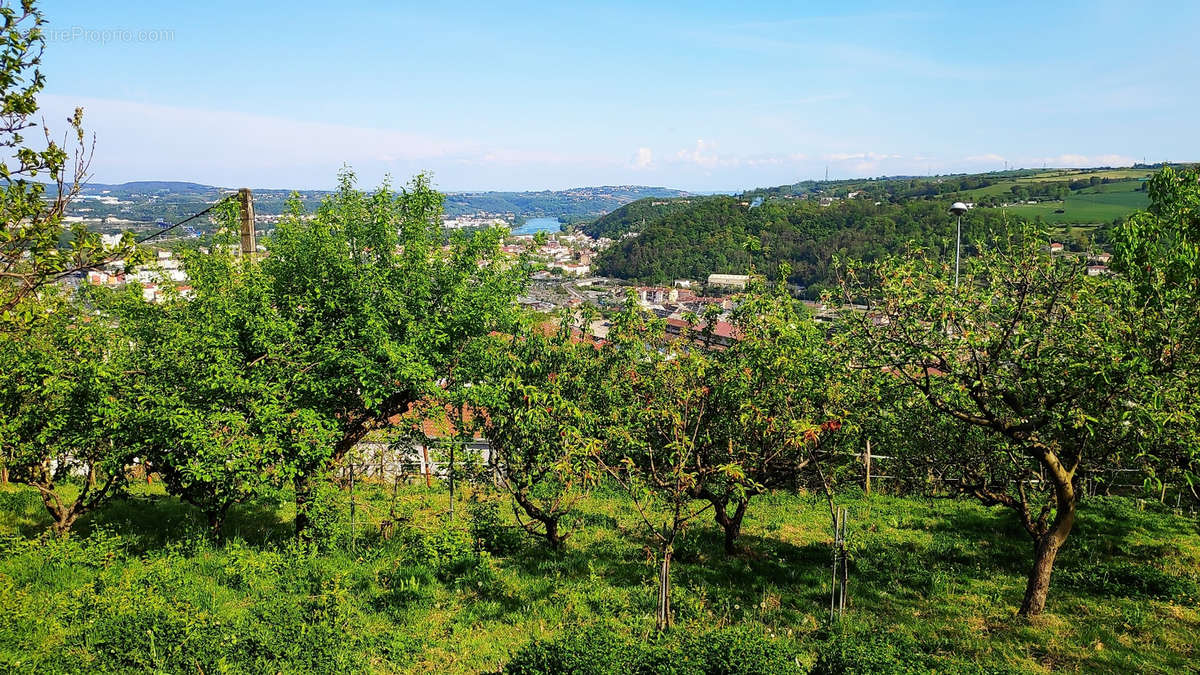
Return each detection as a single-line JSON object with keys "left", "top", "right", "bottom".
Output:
{"left": 442, "top": 185, "right": 690, "bottom": 221}
{"left": 65, "top": 181, "right": 691, "bottom": 233}
{"left": 592, "top": 195, "right": 1028, "bottom": 295}
{"left": 581, "top": 195, "right": 707, "bottom": 239}
{"left": 742, "top": 166, "right": 1161, "bottom": 218}
{"left": 588, "top": 166, "right": 1184, "bottom": 293}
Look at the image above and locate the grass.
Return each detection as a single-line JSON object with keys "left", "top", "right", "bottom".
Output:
{"left": 1014, "top": 169, "right": 1152, "bottom": 183}
{"left": 948, "top": 170, "right": 1152, "bottom": 225}
{"left": 999, "top": 191, "right": 1149, "bottom": 225}
{"left": 1, "top": 481, "right": 1197, "bottom": 673}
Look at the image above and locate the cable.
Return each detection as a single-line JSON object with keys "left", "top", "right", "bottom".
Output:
{"left": 135, "top": 196, "right": 234, "bottom": 245}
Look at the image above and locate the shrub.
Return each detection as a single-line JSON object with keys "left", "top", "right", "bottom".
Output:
{"left": 467, "top": 494, "right": 523, "bottom": 555}
{"left": 504, "top": 624, "right": 804, "bottom": 675}
{"left": 304, "top": 479, "right": 354, "bottom": 551}
{"left": 505, "top": 624, "right": 639, "bottom": 675}
{"left": 811, "top": 630, "right": 927, "bottom": 675}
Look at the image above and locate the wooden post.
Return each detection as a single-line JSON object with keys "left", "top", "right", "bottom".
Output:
{"left": 863, "top": 439, "right": 872, "bottom": 496}
{"left": 237, "top": 188, "right": 255, "bottom": 258}
{"left": 348, "top": 455, "right": 356, "bottom": 551}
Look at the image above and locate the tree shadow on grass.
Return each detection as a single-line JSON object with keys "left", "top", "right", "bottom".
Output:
{"left": 76, "top": 493, "right": 293, "bottom": 553}
{"left": 883, "top": 496, "right": 1200, "bottom": 607}
{"left": 678, "top": 529, "right": 834, "bottom": 611}
{"left": 494, "top": 521, "right": 836, "bottom": 622}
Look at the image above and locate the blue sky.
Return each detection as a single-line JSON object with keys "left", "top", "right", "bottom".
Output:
{"left": 36, "top": 1, "right": 1200, "bottom": 191}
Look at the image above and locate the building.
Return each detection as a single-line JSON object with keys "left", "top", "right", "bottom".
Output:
{"left": 707, "top": 273, "right": 750, "bottom": 289}
{"left": 636, "top": 286, "right": 678, "bottom": 305}
{"left": 664, "top": 317, "right": 740, "bottom": 348}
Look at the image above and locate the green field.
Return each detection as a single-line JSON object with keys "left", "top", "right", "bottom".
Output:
{"left": 945, "top": 168, "right": 1151, "bottom": 226}
{"left": 944, "top": 168, "right": 1152, "bottom": 225}
{"left": 1000, "top": 190, "right": 1149, "bottom": 225}
{"left": 1014, "top": 169, "right": 1152, "bottom": 183}
{"left": 2, "top": 482, "right": 1197, "bottom": 673}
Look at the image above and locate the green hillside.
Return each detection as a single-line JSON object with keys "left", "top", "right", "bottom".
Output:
{"left": 1000, "top": 190, "right": 1149, "bottom": 225}
{"left": 586, "top": 166, "right": 1183, "bottom": 292}
{"left": 593, "top": 195, "right": 1030, "bottom": 295}
{"left": 442, "top": 186, "right": 691, "bottom": 220}
{"left": 582, "top": 195, "right": 711, "bottom": 239}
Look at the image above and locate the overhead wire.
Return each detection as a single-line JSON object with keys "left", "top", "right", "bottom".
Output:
{"left": 135, "top": 195, "right": 235, "bottom": 244}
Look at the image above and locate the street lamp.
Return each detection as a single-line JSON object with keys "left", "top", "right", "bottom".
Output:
{"left": 949, "top": 202, "right": 968, "bottom": 289}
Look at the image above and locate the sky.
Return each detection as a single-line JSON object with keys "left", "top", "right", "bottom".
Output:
{"left": 34, "top": 1, "right": 1200, "bottom": 192}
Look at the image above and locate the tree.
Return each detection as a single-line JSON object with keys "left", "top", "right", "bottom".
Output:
{"left": 596, "top": 301, "right": 730, "bottom": 631}
{"left": 690, "top": 278, "right": 847, "bottom": 553}
{"left": 259, "top": 171, "right": 530, "bottom": 536}
{"left": 472, "top": 316, "right": 602, "bottom": 549}
{"left": 0, "top": 1, "right": 128, "bottom": 330}
{"left": 0, "top": 290, "right": 140, "bottom": 535}
{"left": 108, "top": 238, "right": 304, "bottom": 535}
{"left": 837, "top": 216, "right": 1195, "bottom": 616}
{"left": 1108, "top": 166, "right": 1200, "bottom": 504}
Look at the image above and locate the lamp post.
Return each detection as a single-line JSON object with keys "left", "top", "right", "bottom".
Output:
{"left": 949, "top": 202, "right": 968, "bottom": 289}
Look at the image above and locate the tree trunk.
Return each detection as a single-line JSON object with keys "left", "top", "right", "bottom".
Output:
{"left": 50, "top": 513, "right": 76, "bottom": 538}
{"left": 1021, "top": 528, "right": 1067, "bottom": 615}
{"left": 448, "top": 445, "right": 455, "bottom": 521}
{"left": 1, "top": 465, "right": 8, "bottom": 486}
{"left": 513, "top": 489, "right": 565, "bottom": 549}
{"left": 207, "top": 506, "right": 228, "bottom": 538}
{"left": 1020, "top": 470, "right": 1076, "bottom": 616}
{"left": 543, "top": 517, "right": 563, "bottom": 550}
{"left": 656, "top": 547, "right": 673, "bottom": 631}
{"left": 713, "top": 497, "right": 748, "bottom": 555}
{"left": 34, "top": 475, "right": 77, "bottom": 537}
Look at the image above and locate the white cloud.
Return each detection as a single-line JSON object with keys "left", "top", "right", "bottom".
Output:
{"left": 632, "top": 147, "right": 654, "bottom": 169}
{"left": 671, "top": 142, "right": 811, "bottom": 171}
{"left": 824, "top": 151, "right": 901, "bottom": 162}
{"left": 1032, "top": 153, "right": 1136, "bottom": 168}
{"left": 676, "top": 139, "right": 722, "bottom": 169}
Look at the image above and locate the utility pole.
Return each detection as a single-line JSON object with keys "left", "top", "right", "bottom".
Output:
{"left": 237, "top": 188, "right": 255, "bottom": 258}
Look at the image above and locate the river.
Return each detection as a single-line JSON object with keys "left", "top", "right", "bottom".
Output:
{"left": 512, "top": 216, "right": 562, "bottom": 235}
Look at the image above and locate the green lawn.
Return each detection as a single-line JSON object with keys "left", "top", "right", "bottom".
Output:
{"left": 1, "top": 482, "right": 1197, "bottom": 673}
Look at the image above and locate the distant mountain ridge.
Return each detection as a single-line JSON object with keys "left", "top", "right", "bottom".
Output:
{"left": 81, "top": 181, "right": 216, "bottom": 194}
{"left": 69, "top": 181, "right": 691, "bottom": 226}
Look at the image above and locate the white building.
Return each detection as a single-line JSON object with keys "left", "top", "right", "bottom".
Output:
{"left": 707, "top": 273, "right": 750, "bottom": 289}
